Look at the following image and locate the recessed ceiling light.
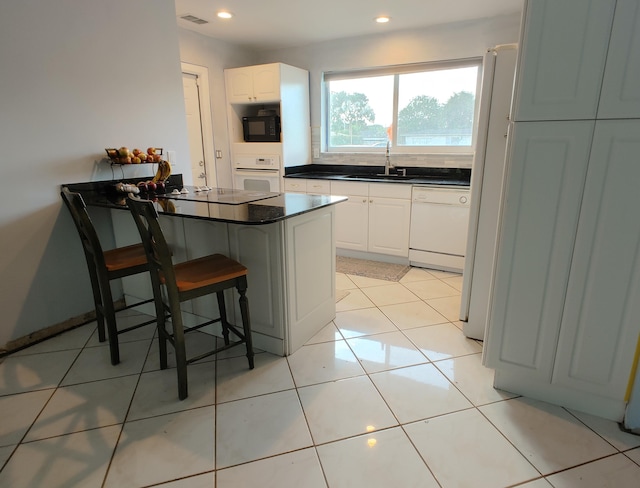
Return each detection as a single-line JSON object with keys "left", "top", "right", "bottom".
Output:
{"left": 375, "top": 16, "right": 391, "bottom": 24}
{"left": 217, "top": 11, "right": 233, "bottom": 19}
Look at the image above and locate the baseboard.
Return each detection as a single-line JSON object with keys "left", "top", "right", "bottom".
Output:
{"left": 336, "top": 248, "right": 408, "bottom": 265}
{"left": 0, "top": 299, "right": 126, "bottom": 357}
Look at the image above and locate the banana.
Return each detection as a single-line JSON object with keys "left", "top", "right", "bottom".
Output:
{"left": 157, "top": 198, "right": 176, "bottom": 213}
{"left": 161, "top": 160, "right": 172, "bottom": 181}
{"left": 150, "top": 160, "right": 172, "bottom": 183}
{"left": 151, "top": 163, "right": 164, "bottom": 183}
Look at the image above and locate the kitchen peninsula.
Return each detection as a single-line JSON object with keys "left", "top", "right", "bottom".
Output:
{"left": 65, "top": 176, "right": 346, "bottom": 356}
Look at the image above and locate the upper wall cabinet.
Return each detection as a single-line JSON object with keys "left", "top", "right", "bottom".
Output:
{"left": 511, "top": 0, "right": 616, "bottom": 121}
{"left": 225, "top": 63, "right": 281, "bottom": 103}
{"left": 225, "top": 63, "right": 311, "bottom": 168}
{"left": 598, "top": 0, "right": 640, "bottom": 118}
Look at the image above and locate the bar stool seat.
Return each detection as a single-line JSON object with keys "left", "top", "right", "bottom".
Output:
{"left": 61, "top": 187, "right": 156, "bottom": 365}
{"left": 103, "top": 244, "right": 148, "bottom": 272}
{"left": 127, "top": 194, "right": 254, "bottom": 400}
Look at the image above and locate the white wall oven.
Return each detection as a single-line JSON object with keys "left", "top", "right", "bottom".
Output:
{"left": 232, "top": 154, "right": 281, "bottom": 193}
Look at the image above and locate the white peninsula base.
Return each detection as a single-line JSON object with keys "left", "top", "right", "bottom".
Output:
{"left": 110, "top": 205, "right": 337, "bottom": 356}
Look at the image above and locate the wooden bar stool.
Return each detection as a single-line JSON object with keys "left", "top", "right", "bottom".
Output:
{"left": 126, "top": 194, "right": 254, "bottom": 400}
{"left": 61, "top": 187, "right": 156, "bottom": 365}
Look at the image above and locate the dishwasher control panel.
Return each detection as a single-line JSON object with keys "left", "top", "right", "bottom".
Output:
{"left": 411, "top": 186, "right": 470, "bottom": 206}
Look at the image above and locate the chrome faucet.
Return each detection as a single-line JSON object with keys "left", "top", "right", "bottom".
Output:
{"left": 384, "top": 141, "right": 392, "bottom": 175}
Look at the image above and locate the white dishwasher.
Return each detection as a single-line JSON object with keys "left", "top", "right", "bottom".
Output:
{"left": 409, "top": 186, "right": 471, "bottom": 272}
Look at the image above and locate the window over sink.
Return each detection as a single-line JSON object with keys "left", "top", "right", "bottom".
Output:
{"left": 323, "top": 58, "right": 482, "bottom": 154}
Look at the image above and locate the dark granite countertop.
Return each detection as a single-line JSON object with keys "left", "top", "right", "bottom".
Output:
{"left": 284, "top": 164, "right": 471, "bottom": 187}
{"left": 64, "top": 175, "right": 346, "bottom": 225}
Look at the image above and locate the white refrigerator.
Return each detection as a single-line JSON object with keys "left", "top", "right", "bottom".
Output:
{"left": 459, "top": 44, "right": 517, "bottom": 341}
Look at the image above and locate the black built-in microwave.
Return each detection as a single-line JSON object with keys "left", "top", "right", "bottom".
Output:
{"left": 242, "top": 115, "right": 281, "bottom": 142}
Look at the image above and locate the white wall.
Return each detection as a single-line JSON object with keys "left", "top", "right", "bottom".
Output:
{"left": 0, "top": 0, "right": 190, "bottom": 349}
{"left": 0, "top": 5, "right": 521, "bottom": 350}
{"left": 257, "top": 13, "right": 522, "bottom": 148}
{"left": 178, "top": 29, "right": 257, "bottom": 188}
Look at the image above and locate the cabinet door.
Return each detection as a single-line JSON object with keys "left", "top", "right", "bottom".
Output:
{"left": 484, "top": 121, "right": 594, "bottom": 379}
{"left": 598, "top": 0, "right": 640, "bottom": 119}
{"left": 552, "top": 120, "right": 640, "bottom": 400}
{"left": 252, "top": 64, "right": 280, "bottom": 102}
{"left": 225, "top": 67, "right": 254, "bottom": 103}
{"left": 335, "top": 196, "right": 368, "bottom": 252}
{"left": 228, "top": 223, "right": 285, "bottom": 344}
{"left": 511, "top": 0, "right": 615, "bottom": 121}
{"left": 285, "top": 207, "right": 336, "bottom": 353}
{"left": 368, "top": 197, "right": 411, "bottom": 257}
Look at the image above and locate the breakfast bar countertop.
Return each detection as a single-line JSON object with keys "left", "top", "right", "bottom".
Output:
{"left": 64, "top": 174, "right": 343, "bottom": 357}
{"left": 64, "top": 176, "right": 346, "bottom": 225}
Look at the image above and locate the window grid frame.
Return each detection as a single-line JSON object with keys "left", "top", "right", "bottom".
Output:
{"left": 323, "top": 58, "right": 483, "bottom": 155}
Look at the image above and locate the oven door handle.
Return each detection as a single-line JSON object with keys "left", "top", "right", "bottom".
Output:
{"left": 234, "top": 169, "right": 280, "bottom": 177}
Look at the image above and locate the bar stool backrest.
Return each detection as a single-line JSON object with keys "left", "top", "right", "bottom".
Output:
{"left": 61, "top": 187, "right": 108, "bottom": 275}
{"left": 126, "top": 194, "right": 179, "bottom": 295}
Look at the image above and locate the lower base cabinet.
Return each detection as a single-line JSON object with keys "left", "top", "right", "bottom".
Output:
{"left": 333, "top": 181, "right": 411, "bottom": 258}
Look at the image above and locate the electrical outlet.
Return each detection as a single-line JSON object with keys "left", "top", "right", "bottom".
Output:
{"left": 167, "top": 151, "right": 177, "bottom": 165}
{"left": 313, "top": 147, "right": 320, "bottom": 159}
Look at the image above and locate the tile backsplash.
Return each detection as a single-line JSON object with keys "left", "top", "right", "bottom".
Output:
{"left": 311, "top": 127, "right": 473, "bottom": 168}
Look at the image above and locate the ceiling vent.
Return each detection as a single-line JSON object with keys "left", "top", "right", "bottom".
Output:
{"left": 179, "top": 14, "right": 209, "bottom": 25}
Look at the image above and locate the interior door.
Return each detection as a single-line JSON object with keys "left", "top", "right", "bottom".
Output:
{"left": 182, "top": 72, "right": 207, "bottom": 187}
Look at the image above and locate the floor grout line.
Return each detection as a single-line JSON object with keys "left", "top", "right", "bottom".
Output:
{"left": 2, "top": 268, "right": 640, "bottom": 486}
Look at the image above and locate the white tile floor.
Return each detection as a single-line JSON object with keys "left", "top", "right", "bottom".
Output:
{"left": 2, "top": 267, "right": 640, "bottom": 487}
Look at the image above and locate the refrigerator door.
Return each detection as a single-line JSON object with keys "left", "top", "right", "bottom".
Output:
{"left": 460, "top": 44, "right": 517, "bottom": 340}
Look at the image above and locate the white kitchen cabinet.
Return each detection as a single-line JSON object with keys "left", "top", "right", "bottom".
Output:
{"left": 486, "top": 0, "right": 640, "bottom": 422}
{"left": 333, "top": 181, "right": 411, "bottom": 258}
{"left": 225, "top": 63, "right": 310, "bottom": 170}
{"left": 552, "top": 120, "right": 640, "bottom": 401}
{"left": 283, "top": 178, "right": 331, "bottom": 195}
{"left": 485, "top": 121, "right": 594, "bottom": 380}
{"left": 511, "top": 0, "right": 616, "bottom": 121}
{"left": 368, "top": 184, "right": 411, "bottom": 257}
{"left": 229, "top": 208, "right": 336, "bottom": 355}
{"left": 598, "top": 0, "right": 640, "bottom": 119}
{"left": 225, "top": 63, "right": 280, "bottom": 103}
{"left": 284, "top": 206, "right": 336, "bottom": 352}
{"left": 283, "top": 178, "right": 307, "bottom": 193}
{"left": 333, "top": 181, "right": 369, "bottom": 252}
{"left": 305, "top": 179, "right": 331, "bottom": 196}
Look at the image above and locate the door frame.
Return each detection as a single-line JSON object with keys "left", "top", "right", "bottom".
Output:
{"left": 181, "top": 62, "right": 217, "bottom": 187}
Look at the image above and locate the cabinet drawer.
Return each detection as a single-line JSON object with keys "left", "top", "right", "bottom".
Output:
{"left": 284, "top": 179, "right": 307, "bottom": 193}
{"left": 306, "top": 179, "right": 331, "bottom": 195}
{"left": 369, "top": 182, "right": 411, "bottom": 199}
{"left": 331, "top": 180, "right": 368, "bottom": 197}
